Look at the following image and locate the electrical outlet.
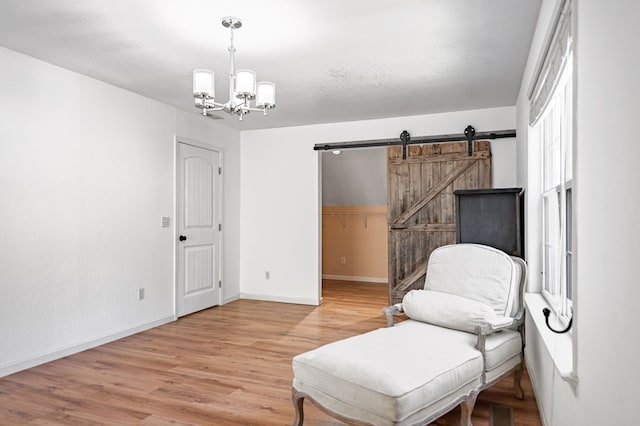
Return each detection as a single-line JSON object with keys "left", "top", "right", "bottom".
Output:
{"left": 265, "top": 271, "right": 270, "bottom": 280}
{"left": 341, "top": 257, "right": 346, "bottom": 265}
{"left": 138, "top": 288, "right": 145, "bottom": 300}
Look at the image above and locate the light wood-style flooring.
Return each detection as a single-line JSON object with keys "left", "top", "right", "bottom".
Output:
{"left": 0, "top": 281, "right": 541, "bottom": 425}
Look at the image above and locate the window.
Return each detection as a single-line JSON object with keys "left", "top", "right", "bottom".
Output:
{"left": 537, "top": 55, "right": 573, "bottom": 321}
{"left": 526, "top": 0, "right": 576, "bottom": 381}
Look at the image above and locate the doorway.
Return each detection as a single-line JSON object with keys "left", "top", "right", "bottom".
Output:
{"left": 321, "top": 147, "right": 388, "bottom": 296}
{"left": 176, "top": 140, "right": 222, "bottom": 317}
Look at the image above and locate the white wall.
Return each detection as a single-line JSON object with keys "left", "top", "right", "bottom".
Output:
{"left": 240, "top": 107, "right": 517, "bottom": 305}
{"left": 240, "top": 127, "right": 322, "bottom": 305}
{"left": 0, "top": 47, "right": 175, "bottom": 375}
{"left": 175, "top": 112, "right": 241, "bottom": 303}
{"left": 516, "top": 1, "right": 640, "bottom": 424}
{"left": 0, "top": 47, "right": 241, "bottom": 376}
{"left": 574, "top": 1, "right": 640, "bottom": 424}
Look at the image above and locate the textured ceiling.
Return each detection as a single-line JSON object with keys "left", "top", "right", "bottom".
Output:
{"left": 0, "top": 0, "right": 541, "bottom": 130}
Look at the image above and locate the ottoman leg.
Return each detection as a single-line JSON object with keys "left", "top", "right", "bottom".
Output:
{"left": 292, "top": 387, "right": 305, "bottom": 426}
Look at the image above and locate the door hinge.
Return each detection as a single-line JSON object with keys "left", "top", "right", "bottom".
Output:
{"left": 218, "top": 280, "right": 222, "bottom": 288}
{"left": 218, "top": 224, "right": 222, "bottom": 231}
{"left": 218, "top": 167, "right": 222, "bottom": 175}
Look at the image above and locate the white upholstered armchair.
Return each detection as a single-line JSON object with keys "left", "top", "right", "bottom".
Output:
{"left": 292, "top": 244, "right": 527, "bottom": 426}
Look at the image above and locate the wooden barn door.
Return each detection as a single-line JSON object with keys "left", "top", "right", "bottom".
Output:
{"left": 387, "top": 141, "right": 492, "bottom": 304}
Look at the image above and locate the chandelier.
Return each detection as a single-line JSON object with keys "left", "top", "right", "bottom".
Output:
{"left": 192, "top": 17, "right": 276, "bottom": 120}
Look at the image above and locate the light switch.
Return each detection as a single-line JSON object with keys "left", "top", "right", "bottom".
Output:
{"left": 161, "top": 216, "right": 171, "bottom": 228}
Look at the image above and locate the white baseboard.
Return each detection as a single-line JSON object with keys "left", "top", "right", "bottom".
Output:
{"left": 240, "top": 292, "right": 320, "bottom": 306}
{"left": 223, "top": 294, "right": 241, "bottom": 304}
{"left": 525, "top": 352, "right": 549, "bottom": 426}
{"left": 322, "top": 274, "right": 387, "bottom": 284}
{"left": 0, "top": 315, "right": 175, "bottom": 378}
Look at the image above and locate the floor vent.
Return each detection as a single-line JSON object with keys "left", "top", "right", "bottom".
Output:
{"left": 489, "top": 404, "right": 514, "bottom": 426}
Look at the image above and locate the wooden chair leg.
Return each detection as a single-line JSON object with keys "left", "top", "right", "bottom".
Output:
{"left": 514, "top": 363, "right": 525, "bottom": 400}
{"left": 460, "top": 391, "right": 478, "bottom": 426}
{"left": 292, "top": 387, "right": 305, "bottom": 426}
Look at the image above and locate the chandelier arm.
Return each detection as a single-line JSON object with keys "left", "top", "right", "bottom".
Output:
{"left": 243, "top": 106, "right": 270, "bottom": 112}
{"left": 195, "top": 102, "right": 225, "bottom": 112}
{"left": 202, "top": 100, "right": 227, "bottom": 109}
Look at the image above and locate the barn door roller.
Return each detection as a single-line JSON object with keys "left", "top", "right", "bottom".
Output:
{"left": 464, "top": 125, "right": 475, "bottom": 156}
{"left": 400, "top": 130, "right": 410, "bottom": 160}
{"left": 313, "top": 125, "right": 516, "bottom": 157}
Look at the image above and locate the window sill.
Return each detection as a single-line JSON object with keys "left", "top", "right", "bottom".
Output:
{"left": 524, "top": 293, "right": 578, "bottom": 385}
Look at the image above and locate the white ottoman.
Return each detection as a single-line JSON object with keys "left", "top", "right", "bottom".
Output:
{"left": 293, "top": 320, "right": 484, "bottom": 426}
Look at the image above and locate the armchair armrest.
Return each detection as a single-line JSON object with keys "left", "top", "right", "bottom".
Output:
{"left": 474, "top": 317, "right": 520, "bottom": 351}
{"left": 474, "top": 315, "right": 525, "bottom": 386}
{"left": 382, "top": 303, "right": 404, "bottom": 327}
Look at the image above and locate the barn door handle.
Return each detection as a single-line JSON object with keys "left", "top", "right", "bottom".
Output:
{"left": 179, "top": 235, "right": 187, "bottom": 241}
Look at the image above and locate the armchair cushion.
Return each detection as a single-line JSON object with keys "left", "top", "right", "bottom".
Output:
{"left": 425, "top": 244, "right": 520, "bottom": 316}
{"left": 402, "top": 289, "right": 498, "bottom": 333}
{"left": 485, "top": 329, "right": 522, "bottom": 371}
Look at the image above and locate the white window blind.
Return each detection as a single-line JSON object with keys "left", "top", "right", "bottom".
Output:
{"left": 528, "top": 0, "right": 572, "bottom": 126}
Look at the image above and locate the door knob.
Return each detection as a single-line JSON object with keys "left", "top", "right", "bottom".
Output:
{"left": 179, "top": 235, "right": 187, "bottom": 241}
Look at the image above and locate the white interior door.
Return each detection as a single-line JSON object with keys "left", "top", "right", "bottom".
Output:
{"left": 177, "top": 142, "right": 221, "bottom": 317}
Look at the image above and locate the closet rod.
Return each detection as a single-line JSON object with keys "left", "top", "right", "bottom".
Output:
{"left": 313, "top": 127, "right": 515, "bottom": 152}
